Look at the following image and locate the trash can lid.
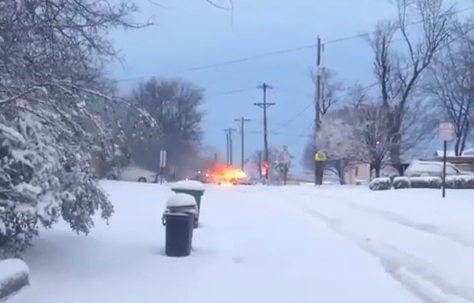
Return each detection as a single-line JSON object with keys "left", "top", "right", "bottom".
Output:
{"left": 164, "top": 212, "right": 191, "bottom": 217}
{"left": 166, "top": 193, "right": 197, "bottom": 207}
{"left": 171, "top": 180, "right": 205, "bottom": 191}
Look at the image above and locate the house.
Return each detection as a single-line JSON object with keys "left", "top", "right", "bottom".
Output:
{"left": 344, "top": 163, "right": 371, "bottom": 185}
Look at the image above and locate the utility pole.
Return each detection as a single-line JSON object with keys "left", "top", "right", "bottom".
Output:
{"left": 314, "top": 36, "right": 324, "bottom": 185}
{"left": 255, "top": 83, "right": 275, "bottom": 182}
{"left": 234, "top": 117, "right": 251, "bottom": 171}
{"left": 315, "top": 36, "right": 322, "bottom": 146}
{"left": 224, "top": 127, "right": 236, "bottom": 165}
{"left": 225, "top": 132, "right": 230, "bottom": 165}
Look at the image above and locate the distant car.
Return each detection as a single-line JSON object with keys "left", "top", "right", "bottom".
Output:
{"left": 117, "top": 167, "right": 158, "bottom": 183}
{"left": 188, "top": 171, "right": 211, "bottom": 183}
{"left": 404, "top": 160, "right": 474, "bottom": 177}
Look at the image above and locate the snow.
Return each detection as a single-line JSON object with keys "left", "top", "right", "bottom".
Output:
{"left": 404, "top": 160, "right": 443, "bottom": 176}
{"left": 166, "top": 193, "right": 197, "bottom": 207}
{"left": 435, "top": 149, "right": 474, "bottom": 156}
{"left": 0, "top": 259, "right": 29, "bottom": 285}
{"left": 0, "top": 259, "right": 29, "bottom": 301}
{"left": 8, "top": 181, "right": 474, "bottom": 303}
{"left": 0, "top": 124, "right": 25, "bottom": 144}
{"left": 171, "top": 180, "right": 205, "bottom": 191}
{"left": 446, "top": 175, "right": 474, "bottom": 182}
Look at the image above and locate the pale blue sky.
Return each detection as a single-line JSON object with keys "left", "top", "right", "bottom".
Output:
{"left": 110, "top": 0, "right": 471, "bottom": 168}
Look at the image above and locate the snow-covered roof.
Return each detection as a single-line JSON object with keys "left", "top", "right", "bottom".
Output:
{"left": 166, "top": 193, "right": 196, "bottom": 207}
{"left": 434, "top": 149, "right": 474, "bottom": 156}
{"left": 171, "top": 180, "right": 205, "bottom": 191}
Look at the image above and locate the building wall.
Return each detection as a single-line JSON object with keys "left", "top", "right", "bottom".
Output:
{"left": 344, "top": 163, "right": 370, "bottom": 185}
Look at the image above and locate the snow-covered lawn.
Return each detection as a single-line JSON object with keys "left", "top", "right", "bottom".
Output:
{"left": 8, "top": 181, "right": 474, "bottom": 303}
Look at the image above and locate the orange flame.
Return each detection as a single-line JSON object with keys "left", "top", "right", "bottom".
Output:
{"left": 205, "top": 162, "right": 247, "bottom": 185}
{"left": 261, "top": 161, "right": 269, "bottom": 176}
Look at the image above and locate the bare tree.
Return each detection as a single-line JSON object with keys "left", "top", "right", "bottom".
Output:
{"left": 311, "top": 68, "right": 344, "bottom": 115}
{"left": 301, "top": 81, "right": 368, "bottom": 173}
{"left": 314, "top": 102, "right": 392, "bottom": 177}
{"left": 425, "top": 19, "right": 474, "bottom": 155}
{"left": 366, "top": 0, "right": 452, "bottom": 162}
{"left": 125, "top": 77, "right": 205, "bottom": 177}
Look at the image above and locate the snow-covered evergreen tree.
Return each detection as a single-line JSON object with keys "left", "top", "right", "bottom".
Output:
{"left": 0, "top": 102, "right": 62, "bottom": 256}
{"left": 0, "top": 0, "right": 159, "bottom": 258}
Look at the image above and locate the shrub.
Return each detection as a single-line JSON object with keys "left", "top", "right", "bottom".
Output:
{"left": 369, "top": 177, "right": 392, "bottom": 191}
{"left": 409, "top": 176, "right": 441, "bottom": 188}
{"left": 445, "top": 175, "right": 474, "bottom": 189}
{"left": 392, "top": 176, "right": 410, "bottom": 189}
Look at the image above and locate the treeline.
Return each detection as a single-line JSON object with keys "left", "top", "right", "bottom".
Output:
{"left": 302, "top": 0, "right": 474, "bottom": 177}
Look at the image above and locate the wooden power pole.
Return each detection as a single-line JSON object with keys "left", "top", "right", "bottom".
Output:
{"left": 224, "top": 127, "right": 236, "bottom": 166}
{"left": 314, "top": 36, "right": 323, "bottom": 185}
{"left": 234, "top": 117, "right": 251, "bottom": 171}
{"left": 255, "top": 83, "right": 275, "bottom": 182}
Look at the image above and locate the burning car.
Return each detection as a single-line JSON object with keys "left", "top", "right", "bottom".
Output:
{"left": 201, "top": 162, "right": 249, "bottom": 185}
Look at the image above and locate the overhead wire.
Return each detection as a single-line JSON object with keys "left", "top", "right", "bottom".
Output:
{"left": 114, "top": 6, "right": 474, "bottom": 83}
{"left": 265, "top": 15, "right": 474, "bottom": 139}
{"left": 115, "top": 5, "right": 474, "bottom": 147}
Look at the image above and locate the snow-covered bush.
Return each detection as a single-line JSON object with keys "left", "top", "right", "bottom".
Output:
{"left": 0, "top": 110, "right": 63, "bottom": 256}
{"left": 369, "top": 177, "right": 392, "bottom": 190}
{"left": 392, "top": 176, "right": 410, "bottom": 189}
{"left": 445, "top": 175, "right": 474, "bottom": 189}
{"left": 409, "top": 176, "right": 442, "bottom": 188}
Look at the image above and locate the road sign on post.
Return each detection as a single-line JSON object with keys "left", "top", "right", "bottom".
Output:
{"left": 313, "top": 150, "right": 326, "bottom": 185}
{"left": 159, "top": 150, "right": 167, "bottom": 184}
{"left": 278, "top": 146, "right": 293, "bottom": 185}
{"left": 438, "top": 122, "right": 454, "bottom": 198}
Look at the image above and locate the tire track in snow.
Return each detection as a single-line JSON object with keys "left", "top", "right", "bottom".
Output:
{"left": 306, "top": 191, "right": 474, "bottom": 250}
{"left": 291, "top": 201, "right": 474, "bottom": 303}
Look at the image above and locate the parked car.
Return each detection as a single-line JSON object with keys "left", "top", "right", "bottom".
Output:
{"left": 117, "top": 167, "right": 158, "bottom": 183}
{"left": 404, "top": 160, "right": 474, "bottom": 177}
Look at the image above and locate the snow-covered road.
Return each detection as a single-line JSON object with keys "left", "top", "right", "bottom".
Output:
{"left": 9, "top": 182, "right": 474, "bottom": 303}
{"left": 281, "top": 185, "right": 474, "bottom": 303}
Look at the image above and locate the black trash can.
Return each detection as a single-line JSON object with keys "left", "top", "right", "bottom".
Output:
{"left": 164, "top": 212, "right": 194, "bottom": 257}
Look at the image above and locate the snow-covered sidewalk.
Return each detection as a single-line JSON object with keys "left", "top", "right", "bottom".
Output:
{"left": 10, "top": 181, "right": 422, "bottom": 303}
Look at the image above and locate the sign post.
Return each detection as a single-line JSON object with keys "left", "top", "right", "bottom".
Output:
{"left": 159, "top": 150, "right": 167, "bottom": 184}
{"left": 438, "top": 122, "right": 454, "bottom": 198}
{"left": 278, "top": 146, "right": 293, "bottom": 185}
{"left": 313, "top": 150, "right": 326, "bottom": 185}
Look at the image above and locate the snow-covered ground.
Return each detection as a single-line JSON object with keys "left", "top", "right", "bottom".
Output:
{"left": 8, "top": 181, "right": 474, "bottom": 303}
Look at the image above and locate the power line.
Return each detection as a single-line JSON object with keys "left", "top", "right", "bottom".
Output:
{"left": 323, "top": 6, "right": 474, "bottom": 45}
{"left": 114, "top": 6, "right": 473, "bottom": 83}
{"left": 269, "top": 23, "right": 474, "bottom": 134}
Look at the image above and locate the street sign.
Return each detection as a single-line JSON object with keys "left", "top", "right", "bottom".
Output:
{"left": 314, "top": 150, "right": 326, "bottom": 161}
{"left": 438, "top": 122, "right": 454, "bottom": 141}
{"left": 438, "top": 122, "right": 454, "bottom": 198}
{"left": 159, "top": 150, "right": 167, "bottom": 167}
